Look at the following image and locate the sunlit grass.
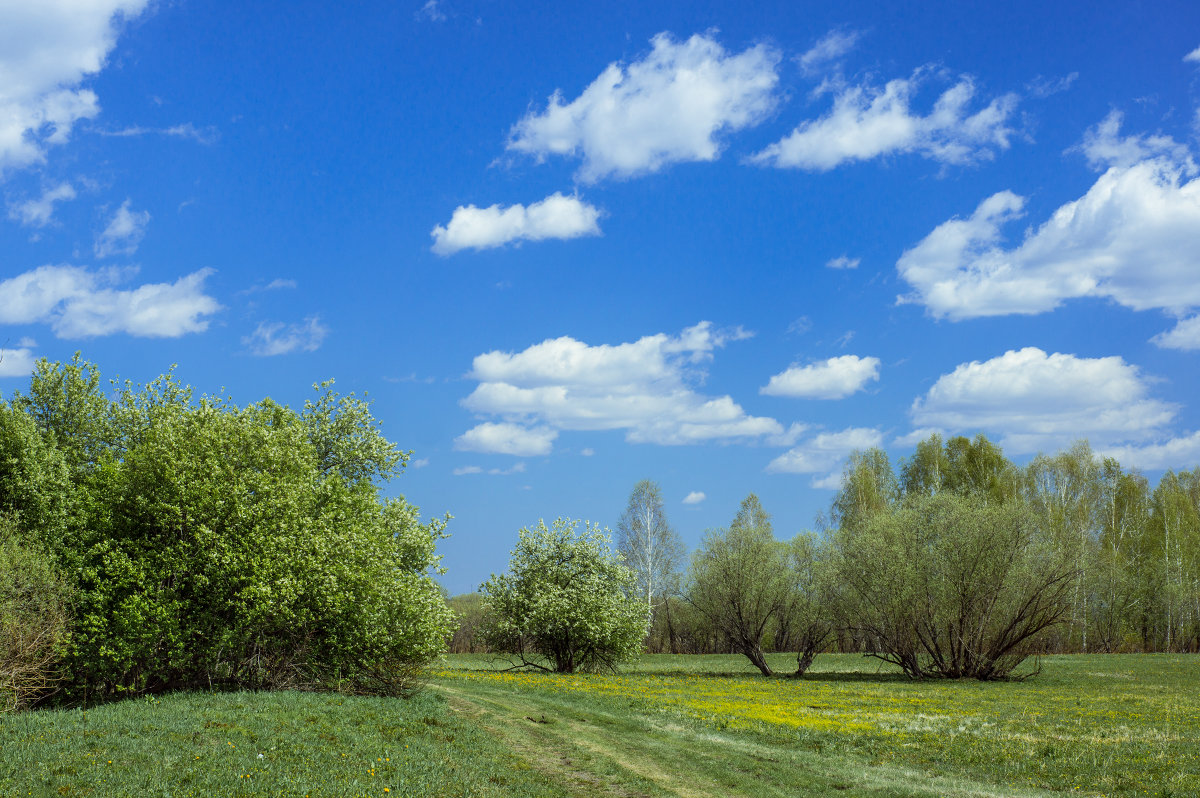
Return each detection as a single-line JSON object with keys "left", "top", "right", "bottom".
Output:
{"left": 0, "top": 689, "right": 559, "bottom": 797}
{"left": 438, "top": 653, "right": 1200, "bottom": 797}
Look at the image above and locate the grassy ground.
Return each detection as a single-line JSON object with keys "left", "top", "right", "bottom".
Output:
{"left": 435, "top": 653, "right": 1200, "bottom": 798}
{"left": 0, "top": 689, "right": 559, "bottom": 797}
{"left": 2, "top": 654, "right": 1196, "bottom": 796}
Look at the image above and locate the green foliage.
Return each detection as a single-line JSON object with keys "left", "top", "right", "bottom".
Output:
{"left": 616, "top": 479, "right": 685, "bottom": 614}
{"left": 480, "top": 518, "right": 649, "bottom": 673}
{"left": 686, "top": 495, "right": 807, "bottom": 676}
{"left": 447, "top": 593, "right": 488, "bottom": 653}
{"left": 832, "top": 491, "right": 1075, "bottom": 679}
{"left": 0, "top": 517, "right": 72, "bottom": 712}
{"left": 5, "top": 356, "right": 454, "bottom": 700}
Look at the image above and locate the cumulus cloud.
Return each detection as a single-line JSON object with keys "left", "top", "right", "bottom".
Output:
{"left": 761, "top": 355, "right": 880, "bottom": 400}
{"left": 94, "top": 199, "right": 150, "bottom": 258}
{"left": 0, "top": 345, "right": 37, "bottom": 378}
{"left": 1076, "top": 111, "right": 1194, "bottom": 171}
{"left": 908, "top": 347, "right": 1177, "bottom": 454}
{"left": 750, "top": 70, "right": 1017, "bottom": 170}
{"left": 431, "top": 193, "right": 602, "bottom": 255}
{"left": 1152, "top": 315, "right": 1200, "bottom": 351}
{"left": 508, "top": 32, "right": 780, "bottom": 182}
{"left": 0, "top": 265, "right": 220, "bottom": 338}
{"left": 682, "top": 491, "right": 706, "bottom": 505}
{"left": 457, "top": 321, "right": 787, "bottom": 454}
{"left": 797, "top": 29, "right": 860, "bottom": 76}
{"left": 1185, "top": 45, "right": 1200, "bottom": 63}
{"left": 454, "top": 422, "right": 558, "bottom": 456}
{"left": 1103, "top": 432, "right": 1200, "bottom": 471}
{"left": 243, "top": 316, "right": 328, "bottom": 356}
{"left": 766, "top": 427, "right": 884, "bottom": 487}
{"left": 0, "top": 0, "right": 150, "bottom": 173}
{"left": 8, "top": 182, "right": 75, "bottom": 227}
{"left": 897, "top": 121, "right": 1200, "bottom": 337}
{"left": 825, "top": 255, "right": 859, "bottom": 270}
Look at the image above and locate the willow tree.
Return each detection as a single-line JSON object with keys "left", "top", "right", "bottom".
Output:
{"left": 831, "top": 492, "right": 1075, "bottom": 679}
{"left": 687, "top": 495, "right": 791, "bottom": 676}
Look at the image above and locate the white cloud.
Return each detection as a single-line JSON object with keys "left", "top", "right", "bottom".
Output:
{"left": 98, "top": 123, "right": 218, "bottom": 145}
{"left": 416, "top": 0, "right": 446, "bottom": 22}
{"left": 825, "top": 255, "right": 860, "bottom": 270}
{"left": 761, "top": 355, "right": 880, "bottom": 400}
{"left": 0, "top": 0, "right": 150, "bottom": 173}
{"left": 797, "top": 29, "right": 859, "bottom": 76}
{"left": 580, "top": 447, "right": 595, "bottom": 456}
{"left": 896, "top": 126, "right": 1200, "bottom": 336}
{"left": 750, "top": 71, "right": 1017, "bottom": 170}
{"left": 1152, "top": 315, "right": 1200, "bottom": 351}
{"left": 409, "top": 458, "right": 430, "bottom": 469}
{"left": 1185, "top": 45, "right": 1200, "bottom": 63}
{"left": 1102, "top": 432, "right": 1200, "bottom": 471}
{"left": 8, "top": 182, "right": 75, "bottom": 227}
{"left": 458, "top": 321, "right": 786, "bottom": 453}
{"left": 0, "top": 264, "right": 220, "bottom": 338}
{"left": 238, "top": 278, "right": 298, "bottom": 296}
{"left": 243, "top": 316, "right": 329, "bottom": 356}
{"left": 94, "top": 199, "right": 150, "bottom": 258}
{"left": 453, "top": 462, "right": 526, "bottom": 476}
{"left": 0, "top": 346, "right": 37, "bottom": 378}
{"left": 454, "top": 422, "right": 557, "bottom": 456}
{"left": 508, "top": 32, "right": 780, "bottom": 183}
{"left": 1076, "top": 111, "right": 1194, "bottom": 171}
{"left": 766, "top": 427, "right": 884, "bottom": 487}
{"left": 908, "top": 347, "right": 1177, "bottom": 454}
{"left": 1025, "top": 73, "right": 1078, "bottom": 99}
{"left": 431, "top": 192, "right": 602, "bottom": 255}
{"left": 682, "top": 490, "right": 706, "bottom": 505}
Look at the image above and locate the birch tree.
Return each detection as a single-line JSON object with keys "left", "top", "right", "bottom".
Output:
{"left": 616, "top": 480, "right": 685, "bottom": 616}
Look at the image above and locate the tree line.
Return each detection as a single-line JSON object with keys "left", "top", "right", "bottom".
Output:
{"left": 454, "top": 435, "right": 1200, "bottom": 679}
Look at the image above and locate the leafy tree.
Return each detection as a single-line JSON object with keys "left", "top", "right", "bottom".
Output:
{"left": 686, "top": 495, "right": 792, "bottom": 676}
{"left": 616, "top": 480, "right": 686, "bottom": 616}
{"left": 778, "top": 532, "right": 832, "bottom": 675}
{"left": 480, "top": 518, "right": 648, "bottom": 673}
{"left": 831, "top": 492, "right": 1075, "bottom": 679}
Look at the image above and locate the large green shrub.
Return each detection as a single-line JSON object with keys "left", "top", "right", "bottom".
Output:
{"left": 0, "top": 517, "right": 72, "bottom": 712}
{"left": 5, "top": 357, "right": 454, "bottom": 700}
{"left": 481, "top": 518, "right": 648, "bottom": 673}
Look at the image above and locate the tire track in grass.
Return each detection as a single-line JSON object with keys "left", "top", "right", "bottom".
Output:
{"left": 435, "top": 680, "right": 1072, "bottom": 798}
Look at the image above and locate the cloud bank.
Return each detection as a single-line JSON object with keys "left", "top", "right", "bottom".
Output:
{"left": 456, "top": 322, "right": 792, "bottom": 454}
{"left": 0, "top": 265, "right": 220, "bottom": 338}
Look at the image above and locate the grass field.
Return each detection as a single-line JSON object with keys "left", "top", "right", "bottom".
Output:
{"left": 2, "top": 654, "right": 1197, "bottom": 796}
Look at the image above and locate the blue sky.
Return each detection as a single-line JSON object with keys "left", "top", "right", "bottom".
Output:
{"left": 2, "top": 0, "right": 1200, "bottom": 593}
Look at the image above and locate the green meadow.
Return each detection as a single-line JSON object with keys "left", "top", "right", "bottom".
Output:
{"left": 3, "top": 654, "right": 1197, "bottom": 797}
